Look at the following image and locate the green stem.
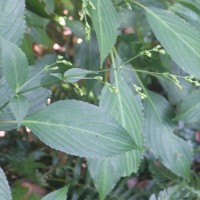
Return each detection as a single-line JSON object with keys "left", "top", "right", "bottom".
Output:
{"left": 18, "top": 78, "right": 61, "bottom": 95}
{"left": 18, "top": 63, "right": 58, "bottom": 92}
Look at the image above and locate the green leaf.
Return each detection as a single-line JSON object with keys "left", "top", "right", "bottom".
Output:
{"left": 23, "top": 100, "right": 138, "bottom": 158}
{"left": 175, "top": 91, "right": 200, "bottom": 123}
{"left": 26, "top": 0, "right": 54, "bottom": 18}
{"left": 158, "top": 57, "right": 193, "bottom": 105}
{"left": 88, "top": 158, "right": 121, "bottom": 200}
{"left": 149, "top": 184, "right": 198, "bottom": 200}
{"left": 20, "top": 34, "right": 35, "bottom": 65}
{"left": 0, "top": 0, "right": 26, "bottom": 45}
{"left": 9, "top": 95, "right": 29, "bottom": 127}
{"left": 42, "top": 186, "right": 68, "bottom": 200}
{"left": 30, "top": 27, "right": 53, "bottom": 47}
{"left": 144, "top": 91, "right": 192, "bottom": 179}
{"left": 1, "top": 38, "right": 28, "bottom": 93}
{"left": 89, "top": 0, "right": 119, "bottom": 66}
{"left": 74, "top": 34, "right": 100, "bottom": 70}
{"left": 0, "top": 67, "right": 51, "bottom": 131}
{"left": 0, "top": 167, "right": 12, "bottom": 200}
{"left": 144, "top": 7, "right": 200, "bottom": 79}
{"left": 63, "top": 68, "right": 96, "bottom": 83}
{"left": 88, "top": 64, "right": 144, "bottom": 199}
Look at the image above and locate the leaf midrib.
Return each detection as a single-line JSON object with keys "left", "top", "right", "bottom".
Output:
{"left": 23, "top": 120, "right": 134, "bottom": 147}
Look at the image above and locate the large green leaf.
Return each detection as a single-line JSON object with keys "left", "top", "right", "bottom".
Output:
{"left": 1, "top": 38, "right": 28, "bottom": 93}
{"left": 0, "top": 167, "right": 12, "bottom": 200}
{"left": 144, "top": 7, "right": 200, "bottom": 79}
{"left": 0, "top": 0, "right": 25, "bottom": 45}
{"left": 175, "top": 91, "right": 200, "bottom": 123}
{"left": 42, "top": 186, "right": 68, "bottom": 200}
{"left": 23, "top": 100, "right": 138, "bottom": 158}
{"left": 144, "top": 91, "right": 192, "bottom": 179}
{"left": 88, "top": 65, "right": 144, "bottom": 199}
{"left": 89, "top": 0, "right": 119, "bottom": 66}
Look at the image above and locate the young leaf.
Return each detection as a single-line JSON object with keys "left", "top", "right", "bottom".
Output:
{"left": 175, "top": 91, "right": 200, "bottom": 123}
{"left": 42, "top": 186, "right": 68, "bottom": 200}
{"left": 63, "top": 68, "right": 96, "bottom": 83}
{"left": 23, "top": 100, "right": 138, "bottom": 158}
{"left": 9, "top": 95, "right": 29, "bottom": 127}
{"left": 0, "top": 167, "right": 12, "bottom": 200}
{"left": 0, "top": 0, "right": 26, "bottom": 45}
{"left": 144, "top": 7, "right": 200, "bottom": 79}
{"left": 1, "top": 38, "right": 28, "bottom": 93}
{"left": 89, "top": 0, "right": 119, "bottom": 66}
{"left": 144, "top": 91, "right": 192, "bottom": 179}
{"left": 88, "top": 67, "right": 144, "bottom": 199}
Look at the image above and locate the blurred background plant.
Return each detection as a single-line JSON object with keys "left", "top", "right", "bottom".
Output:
{"left": 1, "top": 0, "right": 200, "bottom": 199}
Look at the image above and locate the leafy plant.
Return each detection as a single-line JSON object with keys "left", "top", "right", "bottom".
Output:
{"left": 0, "top": 0, "right": 200, "bottom": 199}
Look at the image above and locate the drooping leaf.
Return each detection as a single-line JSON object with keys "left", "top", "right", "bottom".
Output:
{"left": 23, "top": 100, "right": 138, "bottom": 158}
{"left": 1, "top": 38, "right": 28, "bottom": 93}
{"left": 63, "top": 68, "right": 96, "bottom": 83}
{"left": 144, "top": 6, "right": 200, "bottom": 79}
{"left": 0, "top": 0, "right": 26, "bottom": 45}
{"left": 175, "top": 91, "right": 200, "bottom": 123}
{"left": 89, "top": 0, "right": 119, "bottom": 66}
{"left": 0, "top": 167, "right": 12, "bottom": 200}
{"left": 144, "top": 91, "right": 192, "bottom": 179}
{"left": 42, "top": 186, "right": 68, "bottom": 200}
{"left": 9, "top": 95, "right": 29, "bottom": 126}
{"left": 88, "top": 64, "right": 144, "bottom": 199}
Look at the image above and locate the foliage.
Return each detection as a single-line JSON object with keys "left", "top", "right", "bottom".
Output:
{"left": 0, "top": 0, "right": 200, "bottom": 199}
